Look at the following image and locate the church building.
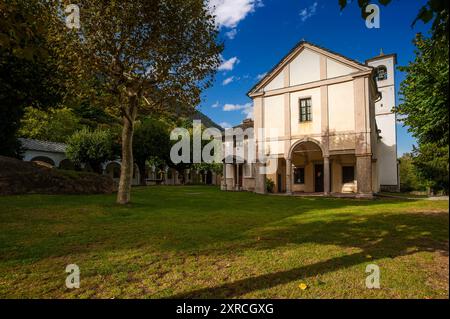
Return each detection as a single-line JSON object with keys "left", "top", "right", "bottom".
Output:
{"left": 222, "top": 41, "right": 399, "bottom": 197}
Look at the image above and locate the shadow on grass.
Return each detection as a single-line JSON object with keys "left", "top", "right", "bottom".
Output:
{"left": 1, "top": 189, "right": 446, "bottom": 259}
{"left": 169, "top": 210, "right": 449, "bottom": 298}
{"left": 0, "top": 186, "right": 448, "bottom": 298}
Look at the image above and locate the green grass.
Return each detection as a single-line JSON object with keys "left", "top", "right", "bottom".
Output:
{"left": 0, "top": 186, "right": 448, "bottom": 299}
{"left": 379, "top": 192, "right": 429, "bottom": 199}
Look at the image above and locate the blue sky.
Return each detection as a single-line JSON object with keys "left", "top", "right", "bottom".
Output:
{"left": 200, "top": 0, "right": 431, "bottom": 156}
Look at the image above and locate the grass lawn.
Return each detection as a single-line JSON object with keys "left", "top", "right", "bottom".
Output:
{"left": 379, "top": 192, "right": 429, "bottom": 199}
{"left": 0, "top": 186, "right": 448, "bottom": 299}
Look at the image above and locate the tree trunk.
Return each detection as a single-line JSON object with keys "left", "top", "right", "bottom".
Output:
{"left": 117, "top": 100, "right": 138, "bottom": 204}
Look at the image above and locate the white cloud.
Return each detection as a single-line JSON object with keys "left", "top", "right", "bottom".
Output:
{"left": 225, "top": 28, "right": 238, "bottom": 39}
{"left": 256, "top": 72, "right": 267, "bottom": 80}
{"left": 242, "top": 106, "right": 253, "bottom": 119}
{"left": 219, "top": 122, "right": 232, "bottom": 129}
{"left": 299, "top": 2, "right": 318, "bottom": 22}
{"left": 223, "top": 102, "right": 249, "bottom": 111}
{"left": 211, "top": 101, "right": 220, "bottom": 108}
{"left": 222, "top": 76, "right": 235, "bottom": 85}
{"left": 222, "top": 102, "right": 253, "bottom": 119}
{"left": 209, "top": 0, "right": 264, "bottom": 29}
{"left": 218, "top": 56, "right": 239, "bottom": 71}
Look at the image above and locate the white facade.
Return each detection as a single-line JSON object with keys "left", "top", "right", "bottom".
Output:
{"left": 223, "top": 41, "right": 400, "bottom": 196}
{"left": 366, "top": 54, "right": 399, "bottom": 190}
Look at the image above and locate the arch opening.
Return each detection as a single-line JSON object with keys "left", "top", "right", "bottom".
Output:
{"left": 105, "top": 162, "right": 121, "bottom": 179}
{"left": 30, "top": 156, "right": 55, "bottom": 167}
{"left": 375, "top": 65, "right": 387, "bottom": 81}
{"left": 290, "top": 141, "right": 324, "bottom": 193}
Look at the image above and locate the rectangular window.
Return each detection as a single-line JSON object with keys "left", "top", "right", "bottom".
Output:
{"left": 299, "top": 98, "right": 312, "bottom": 122}
{"left": 294, "top": 167, "right": 305, "bottom": 184}
{"left": 342, "top": 166, "right": 355, "bottom": 183}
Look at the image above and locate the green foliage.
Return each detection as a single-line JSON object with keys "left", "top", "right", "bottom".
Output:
{"left": 396, "top": 20, "right": 448, "bottom": 193}
{"left": 168, "top": 120, "right": 223, "bottom": 178}
{"left": 412, "top": 143, "right": 449, "bottom": 194}
{"left": 73, "top": 102, "right": 120, "bottom": 129}
{"left": 66, "top": 128, "right": 115, "bottom": 174}
{"left": 0, "top": 0, "right": 79, "bottom": 157}
{"left": 193, "top": 163, "right": 223, "bottom": 175}
{"left": 62, "top": 0, "right": 223, "bottom": 202}
{"left": 133, "top": 118, "right": 171, "bottom": 184}
{"left": 266, "top": 178, "right": 275, "bottom": 193}
{"left": 397, "top": 33, "right": 449, "bottom": 148}
{"left": 19, "top": 106, "right": 82, "bottom": 143}
{"left": 399, "top": 153, "right": 427, "bottom": 192}
{"left": 73, "top": 0, "right": 223, "bottom": 111}
{"left": 412, "top": 0, "right": 448, "bottom": 39}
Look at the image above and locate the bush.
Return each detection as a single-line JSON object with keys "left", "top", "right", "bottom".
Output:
{"left": 399, "top": 153, "right": 427, "bottom": 192}
{"left": 266, "top": 178, "right": 275, "bottom": 193}
{"left": 66, "top": 128, "right": 115, "bottom": 174}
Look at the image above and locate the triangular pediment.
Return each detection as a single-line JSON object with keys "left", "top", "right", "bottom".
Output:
{"left": 248, "top": 41, "right": 371, "bottom": 96}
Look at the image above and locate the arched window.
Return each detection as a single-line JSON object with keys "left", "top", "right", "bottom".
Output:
{"left": 105, "top": 162, "right": 121, "bottom": 179}
{"left": 30, "top": 156, "right": 55, "bottom": 167}
{"left": 375, "top": 65, "right": 387, "bottom": 81}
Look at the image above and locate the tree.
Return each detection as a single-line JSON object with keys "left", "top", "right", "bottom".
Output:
{"left": 192, "top": 162, "right": 223, "bottom": 184}
{"left": 412, "top": 143, "right": 448, "bottom": 194}
{"left": 0, "top": 0, "right": 65, "bottom": 157}
{"left": 66, "top": 0, "right": 222, "bottom": 204}
{"left": 396, "top": 18, "right": 448, "bottom": 193}
{"left": 18, "top": 106, "right": 81, "bottom": 143}
{"left": 397, "top": 32, "right": 448, "bottom": 148}
{"left": 399, "top": 153, "right": 427, "bottom": 192}
{"left": 133, "top": 118, "right": 171, "bottom": 185}
{"left": 66, "top": 128, "right": 115, "bottom": 174}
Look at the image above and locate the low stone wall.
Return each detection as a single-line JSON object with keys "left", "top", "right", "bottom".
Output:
{"left": 380, "top": 184, "right": 400, "bottom": 192}
{"left": 0, "top": 156, "right": 115, "bottom": 195}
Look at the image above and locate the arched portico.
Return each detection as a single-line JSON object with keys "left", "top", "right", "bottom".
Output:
{"left": 222, "top": 155, "right": 246, "bottom": 191}
{"left": 104, "top": 161, "right": 121, "bottom": 180}
{"left": 288, "top": 137, "right": 326, "bottom": 160}
{"left": 286, "top": 139, "right": 330, "bottom": 195}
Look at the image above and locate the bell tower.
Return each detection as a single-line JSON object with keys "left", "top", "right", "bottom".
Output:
{"left": 366, "top": 51, "right": 399, "bottom": 192}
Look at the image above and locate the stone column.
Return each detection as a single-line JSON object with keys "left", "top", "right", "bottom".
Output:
{"left": 222, "top": 164, "right": 227, "bottom": 190}
{"left": 255, "top": 162, "right": 266, "bottom": 194}
{"left": 356, "top": 155, "right": 373, "bottom": 198}
{"left": 323, "top": 156, "right": 330, "bottom": 195}
{"left": 286, "top": 158, "right": 292, "bottom": 194}
{"left": 235, "top": 164, "right": 240, "bottom": 191}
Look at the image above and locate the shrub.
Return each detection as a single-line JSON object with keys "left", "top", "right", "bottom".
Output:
{"left": 66, "top": 128, "right": 114, "bottom": 174}
{"left": 266, "top": 178, "right": 275, "bottom": 193}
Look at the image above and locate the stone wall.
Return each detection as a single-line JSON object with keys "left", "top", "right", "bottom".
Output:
{"left": 0, "top": 156, "right": 115, "bottom": 195}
